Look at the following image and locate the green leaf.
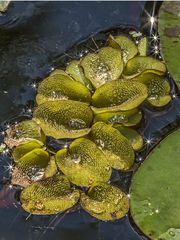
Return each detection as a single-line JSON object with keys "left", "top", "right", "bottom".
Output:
{"left": 66, "top": 60, "right": 93, "bottom": 90}
{"left": 123, "top": 56, "right": 166, "bottom": 78}
{"left": 80, "top": 47, "right": 123, "bottom": 88}
{"left": 12, "top": 140, "right": 43, "bottom": 162}
{"left": 55, "top": 138, "right": 112, "bottom": 187}
{"left": 91, "top": 79, "right": 148, "bottom": 113}
{"left": 113, "top": 125, "right": 143, "bottom": 151}
{"left": 16, "top": 148, "right": 50, "bottom": 176}
{"left": 90, "top": 122, "right": 135, "bottom": 170}
{"left": 44, "top": 157, "right": 58, "bottom": 179}
{"left": 36, "top": 71, "right": 91, "bottom": 105}
{"left": 20, "top": 175, "right": 80, "bottom": 215}
{"left": 12, "top": 148, "right": 50, "bottom": 187}
{"left": 33, "top": 100, "right": 93, "bottom": 139}
{"left": 132, "top": 73, "right": 171, "bottom": 107}
{"left": 159, "top": 1, "right": 180, "bottom": 89}
{"left": 138, "top": 37, "right": 148, "bottom": 56}
{"left": 93, "top": 108, "right": 142, "bottom": 127}
{"left": 108, "top": 35, "right": 138, "bottom": 63}
{"left": 130, "top": 129, "right": 180, "bottom": 240}
{"left": 80, "top": 182, "right": 129, "bottom": 221}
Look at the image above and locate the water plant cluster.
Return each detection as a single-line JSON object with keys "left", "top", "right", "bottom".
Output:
{"left": 5, "top": 33, "right": 171, "bottom": 221}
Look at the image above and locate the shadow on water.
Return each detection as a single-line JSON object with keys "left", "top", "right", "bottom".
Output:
{"left": 0, "top": 1, "right": 179, "bottom": 240}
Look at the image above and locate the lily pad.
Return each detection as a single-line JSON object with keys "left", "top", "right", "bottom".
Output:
{"left": 90, "top": 122, "right": 134, "bottom": 170}
{"left": 130, "top": 129, "right": 180, "bottom": 239}
{"left": 132, "top": 73, "right": 171, "bottom": 107}
{"left": 5, "top": 120, "right": 45, "bottom": 148}
{"left": 55, "top": 138, "right": 112, "bottom": 187}
{"left": 80, "top": 47, "right": 123, "bottom": 88}
{"left": 33, "top": 100, "right": 93, "bottom": 139}
{"left": 123, "top": 56, "right": 166, "bottom": 78}
{"left": 93, "top": 108, "right": 142, "bottom": 127}
{"left": 36, "top": 72, "right": 91, "bottom": 105}
{"left": 159, "top": 1, "right": 180, "bottom": 89}
{"left": 108, "top": 35, "right": 138, "bottom": 63}
{"left": 80, "top": 182, "right": 129, "bottom": 221}
{"left": 91, "top": 79, "right": 148, "bottom": 113}
{"left": 20, "top": 175, "right": 80, "bottom": 215}
{"left": 113, "top": 125, "right": 143, "bottom": 151}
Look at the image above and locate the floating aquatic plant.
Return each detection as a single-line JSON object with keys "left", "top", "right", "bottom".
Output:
{"left": 130, "top": 130, "right": 180, "bottom": 240}
{"left": 80, "top": 182, "right": 129, "bottom": 221}
{"left": 3, "top": 32, "right": 172, "bottom": 222}
{"left": 159, "top": 1, "right": 180, "bottom": 89}
{"left": 20, "top": 175, "right": 80, "bottom": 214}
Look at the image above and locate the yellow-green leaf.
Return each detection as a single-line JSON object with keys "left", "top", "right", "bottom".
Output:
{"left": 91, "top": 79, "right": 148, "bottom": 113}
{"left": 113, "top": 125, "right": 144, "bottom": 151}
{"left": 93, "top": 108, "right": 142, "bottom": 127}
{"left": 90, "top": 122, "right": 135, "bottom": 170}
{"left": 80, "top": 182, "right": 129, "bottom": 221}
{"left": 80, "top": 47, "right": 123, "bottom": 88}
{"left": 55, "top": 138, "right": 112, "bottom": 187}
{"left": 33, "top": 100, "right": 93, "bottom": 139}
{"left": 108, "top": 35, "right": 138, "bottom": 63}
{"left": 123, "top": 56, "right": 166, "bottom": 78}
{"left": 20, "top": 175, "right": 80, "bottom": 215}
{"left": 36, "top": 72, "right": 91, "bottom": 105}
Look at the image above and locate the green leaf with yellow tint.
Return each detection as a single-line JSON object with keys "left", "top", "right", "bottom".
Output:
{"left": 123, "top": 56, "right": 166, "bottom": 78}
{"left": 132, "top": 73, "right": 171, "bottom": 107}
{"left": 113, "top": 125, "right": 143, "bottom": 151}
{"left": 36, "top": 72, "right": 91, "bottom": 105}
{"left": 93, "top": 108, "right": 142, "bottom": 127}
{"left": 90, "top": 122, "right": 135, "bottom": 170}
{"left": 81, "top": 182, "right": 129, "bottom": 221}
{"left": 55, "top": 138, "right": 112, "bottom": 187}
{"left": 20, "top": 175, "right": 80, "bottom": 215}
{"left": 108, "top": 35, "right": 138, "bottom": 63}
{"left": 33, "top": 100, "right": 93, "bottom": 139}
{"left": 92, "top": 79, "right": 148, "bottom": 113}
{"left": 81, "top": 47, "right": 123, "bottom": 88}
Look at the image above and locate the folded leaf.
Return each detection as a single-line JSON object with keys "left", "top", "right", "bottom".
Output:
{"left": 81, "top": 47, "right": 123, "bottom": 88}
{"left": 90, "top": 122, "right": 135, "bottom": 170}
{"left": 66, "top": 60, "right": 93, "bottom": 90}
{"left": 36, "top": 72, "right": 91, "bottom": 105}
{"left": 113, "top": 125, "right": 143, "bottom": 151}
{"left": 81, "top": 182, "right": 129, "bottom": 221}
{"left": 132, "top": 73, "right": 171, "bottom": 107}
{"left": 20, "top": 175, "right": 80, "bottom": 215}
{"left": 55, "top": 138, "right": 112, "bottom": 187}
{"left": 108, "top": 35, "right": 138, "bottom": 63}
{"left": 92, "top": 79, "right": 148, "bottom": 113}
{"left": 93, "top": 108, "right": 142, "bottom": 126}
{"left": 123, "top": 56, "right": 166, "bottom": 78}
{"left": 33, "top": 100, "right": 93, "bottom": 139}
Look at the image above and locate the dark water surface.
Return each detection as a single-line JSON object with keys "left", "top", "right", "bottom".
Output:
{"left": 0, "top": 1, "right": 179, "bottom": 240}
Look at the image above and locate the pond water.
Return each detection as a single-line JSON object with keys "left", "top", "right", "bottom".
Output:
{"left": 0, "top": 1, "right": 179, "bottom": 240}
